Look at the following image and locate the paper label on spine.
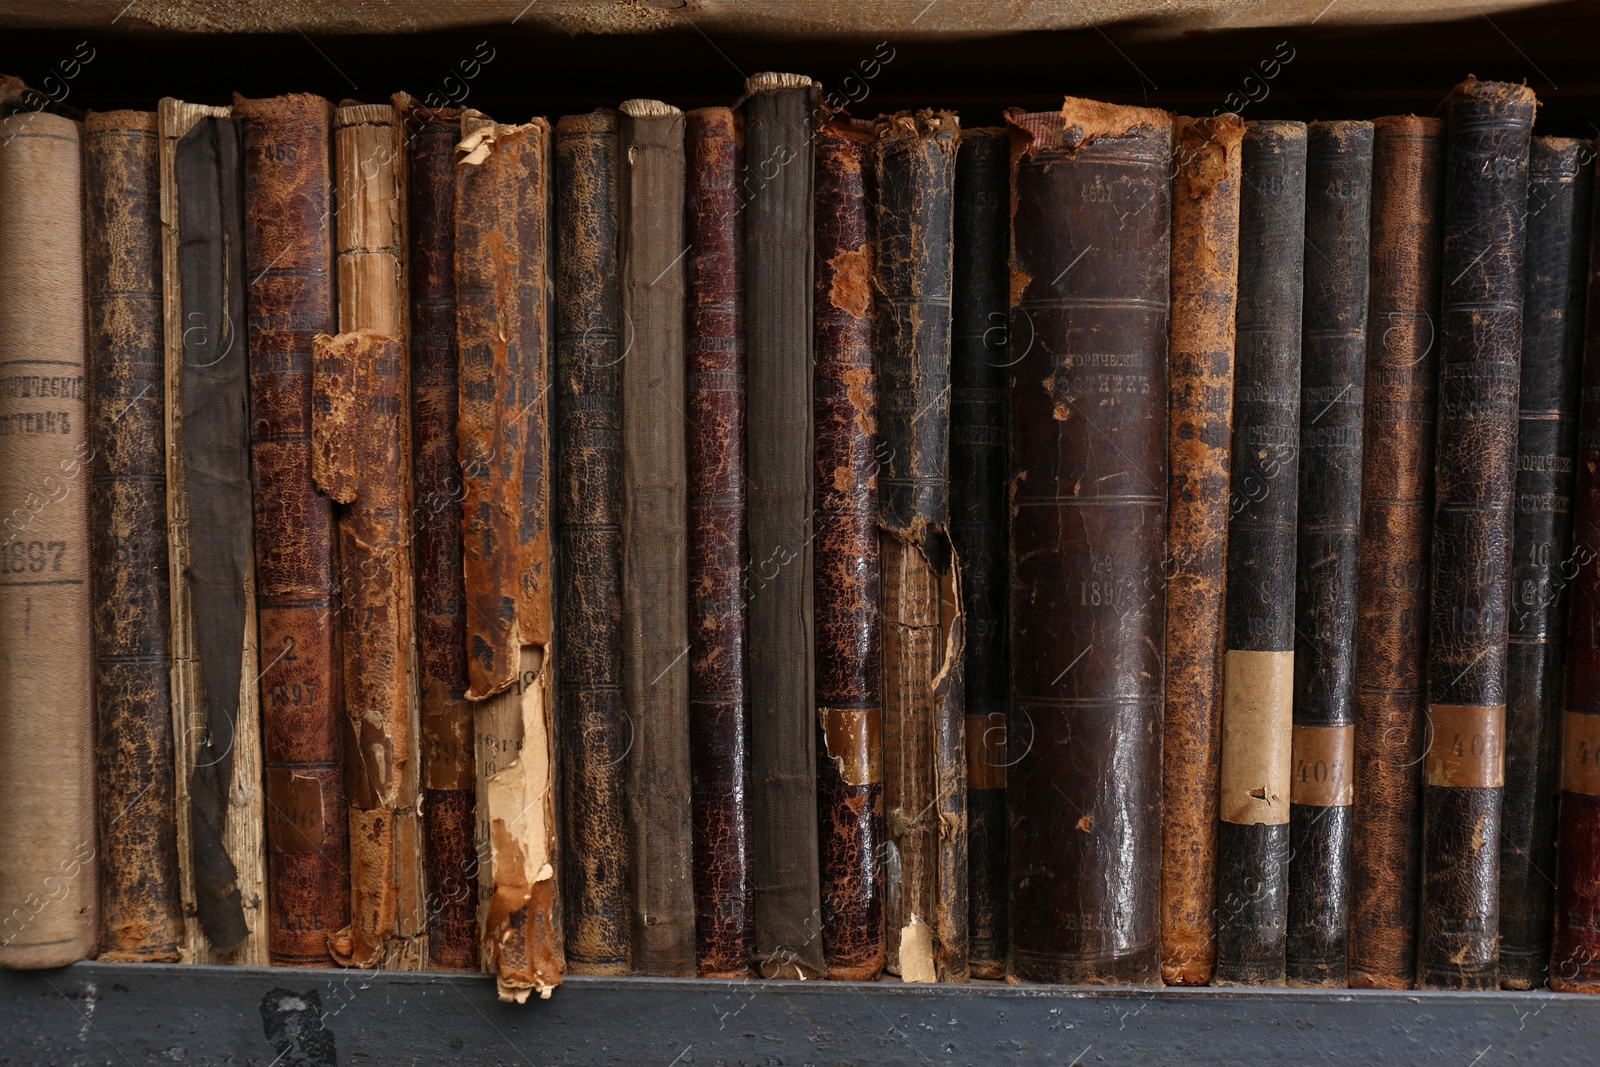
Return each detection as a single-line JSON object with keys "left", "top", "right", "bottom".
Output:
{"left": 1562, "top": 711, "right": 1600, "bottom": 796}
{"left": 1424, "top": 704, "right": 1505, "bottom": 788}
{"left": 1290, "top": 724, "right": 1354, "bottom": 806}
{"left": 820, "top": 706, "right": 882, "bottom": 787}
{"left": 1219, "top": 649, "right": 1293, "bottom": 825}
{"left": 265, "top": 768, "right": 326, "bottom": 853}
{"left": 965, "top": 712, "right": 1007, "bottom": 789}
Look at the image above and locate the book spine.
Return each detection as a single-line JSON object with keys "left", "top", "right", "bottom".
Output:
{"left": 1160, "top": 114, "right": 1243, "bottom": 987}
{"left": 685, "top": 106, "right": 754, "bottom": 979}
{"left": 1349, "top": 114, "right": 1444, "bottom": 990}
{"left": 553, "top": 111, "right": 631, "bottom": 975}
{"left": 1419, "top": 77, "right": 1535, "bottom": 991}
{"left": 165, "top": 105, "right": 263, "bottom": 961}
{"left": 742, "top": 74, "right": 825, "bottom": 980}
{"left": 406, "top": 107, "right": 477, "bottom": 972}
{"left": 1006, "top": 101, "right": 1171, "bottom": 987}
{"left": 1215, "top": 119, "right": 1306, "bottom": 987}
{"left": 234, "top": 92, "right": 350, "bottom": 967}
{"left": 873, "top": 109, "right": 965, "bottom": 984}
{"left": 1500, "top": 136, "right": 1591, "bottom": 990}
{"left": 619, "top": 101, "right": 694, "bottom": 977}
{"left": 813, "top": 113, "right": 884, "bottom": 981}
{"left": 84, "top": 109, "right": 184, "bottom": 964}
{"left": 1286, "top": 120, "right": 1373, "bottom": 987}
{"left": 951, "top": 126, "right": 1010, "bottom": 982}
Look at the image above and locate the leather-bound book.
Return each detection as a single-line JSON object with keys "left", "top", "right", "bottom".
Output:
{"left": 1215, "top": 119, "right": 1306, "bottom": 987}
{"left": 162, "top": 101, "right": 266, "bottom": 962}
{"left": 873, "top": 109, "right": 965, "bottom": 984}
{"left": 1286, "top": 120, "right": 1373, "bottom": 987}
{"left": 1500, "top": 136, "right": 1590, "bottom": 990}
{"left": 741, "top": 73, "right": 826, "bottom": 980}
{"left": 1349, "top": 114, "right": 1444, "bottom": 990}
{"left": 1160, "top": 113, "right": 1243, "bottom": 987}
{"left": 685, "top": 106, "right": 754, "bottom": 979}
{"left": 84, "top": 109, "right": 184, "bottom": 963}
{"left": 234, "top": 92, "right": 350, "bottom": 967}
{"left": 405, "top": 106, "right": 477, "bottom": 972}
{"left": 952, "top": 126, "right": 1011, "bottom": 982}
{"left": 618, "top": 98, "right": 694, "bottom": 977}
{"left": 1418, "top": 77, "right": 1534, "bottom": 991}
{"left": 813, "top": 111, "right": 884, "bottom": 981}
{"left": 1007, "top": 99, "right": 1171, "bottom": 987}
{"left": 455, "top": 112, "right": 562, "bottom": 1002}
{"left": 554, "top": 110, "right": 630, "bottom": 976}
{"left": 0, "top": 109, "right": 96, "bottom": 970}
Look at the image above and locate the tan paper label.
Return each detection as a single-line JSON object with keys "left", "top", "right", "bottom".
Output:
{"left": 1219, "top": 649, "right": 1293, "bottom": 826}
{"left": 1291, "top": 724, "right": 1354, "bottom": 807}
{"left": 820, "top": 706, "right": 882, "bottom": 787}
{"left": 422, "top": 676, "right": 475, "bottom": 791}
{"left": 265, "top": 768, "right": 326, "bottom": 854}
{"left": 1562, "top": 712, "right": 1600, "bottom": 796}
{"left": 1424, "top": 704, "right": 1505, "bottom": 788}
{"left": 966, "top": 712, "right": 1007, "bottom": 790}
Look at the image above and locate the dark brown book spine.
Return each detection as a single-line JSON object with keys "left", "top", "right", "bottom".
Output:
{"left": 1216, "top": 119, "right": 1306, "bottom": 987}
{"left": 742, "top": 73, "right": 826, "bottom": 980}
{"left": 1349, "top": 114, "right": 1444, "bottom": 991}
{"left": 1286, "top": 119, "right": 1373, "bottom": 987}
{"left": 1160, "top": 114, "right": 1243, "bottom": 987}
{"left": 873, "top": 108, "right": 965, "bottom": 984}
{"left": 1418, "top": 77, "right": 1535, "bottom": 991}
{"left": 685, "top": 106, "right": 754, "bottom": 979}
{"left": 406, "top": 107, "right": 476, "bottom": 972}
{"left": 813, "top": 113, "right": 884, "bottom": 982}
{"left": 1007, "top": 101, "right": 1171, "bottom": 987}
{"left": 85, "top": 109, "right": 184, "bottom": 963}
{"left": 952, "top": 126, "right": 1010, "bottom": 983}
{"left": 234, "top": 92, "right": 350, "bottom": 968}
{"left": 554, "top": 111, "right": 630, "bottom": 975}
{"left": 1501, "top": 137, "right": 1591, "bottom": 990}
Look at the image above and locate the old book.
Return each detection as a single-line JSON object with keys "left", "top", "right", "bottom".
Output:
{"left": 1418, "top": 77, "right": 1534, "bottom": 991}
{"left": 813, "top": 111, "right": 884, "bottom": 982}
{"left": 234, "top": 92, "right": 350, "bottom": 967}
{"left": 951, "top": 125, "right": 1010, "bottom": 983}
{"left": 84, "top": 109, "right": 184, "bottom": 963}
{"left": 685, "top": 106, "right": 754, "bottom": 979}
{"left": 741, "top": 72, "right": 826, "bottom": 980}
{"left": 1160, "top": 113, "right": 1243, "bottom": 987}
{"left": 0, "top": 109, "right": 96, "bottom": 970}
{"left": 1007, "top": 99, "right": 1171, "bottom": 987}
{"left": 162, "top": 101, "right": 265, "bottom": 962}
{"left": 553, "top": 110, "right": 630, "bottom": 976}
{"left": 455, "top": 112, "right": 562, "bottom": 1002}
{"left": 873, "top": 108, "right": 965, "bottom": 984}
{"left": 1215, "top": 119, "right": 1306, "bottom": 987}
{"left": 405, "top": 106, "right": 476, "bottom": 972}
{"left": 1349, "top": 114, "right": 1444, "bottom": 991}
{"left": 1286, "top": 119, "right": 1373, "bottom": 987}
{"left": 1500, "top": 136, "right": 1591, "bottom": 991}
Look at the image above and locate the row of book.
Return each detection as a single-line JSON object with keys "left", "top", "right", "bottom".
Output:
{"left": 1, "top": 70, "right": 1598, "bottom": 1000}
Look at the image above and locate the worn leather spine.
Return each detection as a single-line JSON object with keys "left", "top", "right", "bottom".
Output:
{"left": 1349, "top": 114, "right": 1444, "bottom": 991}
{"left": 164, "top": 102, "right": 265, "bottom": 962}
{"left": 1500, "top": 137, "right": 1590, "bottom": 991}
{"left": 1419, "top": 78, "right": 1534, "bottom": 991}
{"left": 873, "top": 109, "right": 966, "bottom": 984}
{"left": 234, "top": 92, "right": 350, "bottom": 967}
{"left": 1285, "top": 120, "right": 1373, "bottom": 987}
{"left": 1007, "top": 100, "right": 1171, "bottom": 987}
{"left": 741, "top": 73, "right": 826, "bottom": 980}
{"left": 617, "top": 99, "right": 694, "bottom": 977}
{"left": 814, "top": 112, "right": 884, "bottom": 982}
{"left": 952, "top": 126, "right": 1010, "bottom": 983}
{"left": 455, "top": 113, "right": 562, "bottom": 1002}
{"left": 1215, "top": 119, "right": 1306, "bottom": 987}
{"left": 554, "top": 111, "right": 631, "bottom": 976}
{"left": 406, "top": 107, "right": 477, "bottom": 972}
{"left": 1553, "top": 137, "right": 1600, "bottom": 993}
{"left": 685, "top": 106, "right": 754, "bottom": 979}
{"left": 84, "top": 109, "right": 185, "bottom": 964}
{"left": 1158, "top": 115, "right": 1242, "bottom": 987}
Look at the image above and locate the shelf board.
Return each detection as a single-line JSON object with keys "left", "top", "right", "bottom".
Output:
{"left": 3, "top": 961, "right": 1596, "bottom": 1065}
